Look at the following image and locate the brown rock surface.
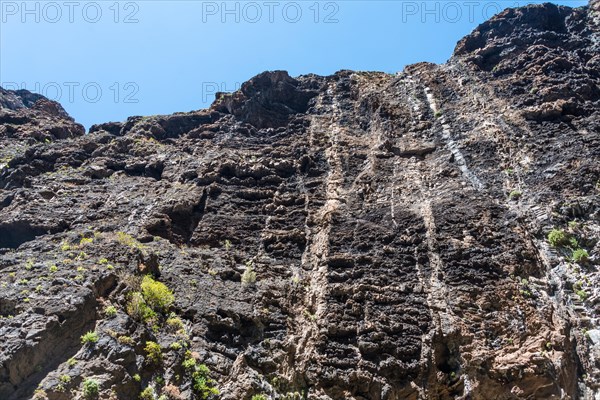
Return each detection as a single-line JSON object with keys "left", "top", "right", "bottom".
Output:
{"left": 0, "top": 1, "right": 599, "bottom": 399}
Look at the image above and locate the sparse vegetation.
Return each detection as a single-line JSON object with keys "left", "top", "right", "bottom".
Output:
{"left": 60, "top": 241, "right": 73, "bottom": 252}
{"left": 166, "top": 314, "right": 185, "bottom": 331}
{"left": 140, "top": 275, "right": 174, "bottom": 313}
{"left": 116, "top": 232, "right": 145, "bottom": 250}
{"left": 81, "top": 331, "right": 99, "bottom": 345}
{"left": 576, "top": 289, "right": 588, "bottom": 301}
{"left": 104, "top": 305, "right": 117, "bottom": 318}
{"left": 182, "top": 356, "right": 197, "bottom": 372}
{"left": 241, "top": 262, "right": 257, "bottom": 285}
{"left": 252, "top": 395, "right": 268, "bottom": 400}
{"left": 139, "top": 387, "right": 155, "bottom": 400}
{"left": 82, "top": 378, "right": 99, "bottom": 398}
{"left": 568, "top": 220, "right": 579, "bottom": 230}
{"left": 547, "top": 229, "right": 569, "bottom": 247}
{"left": 509, "top": 190, "right": 522, "bottom": 200}
{"left": 190, "top": 363, "right": 219, "bottom": 399}
{"left": 144, "top": 341, "right": 163, "bottom": 365}
{"left": 79, "top": 237, "right": 94, "bottom": 246}
{"left": 170, "top": 342, "right": 182, "bottom": 351}
{"left": 572, "top": 248, "right": 589, "bottom": 263}
{"left": 126, "top": 292, "right": 157, "bottom": 322}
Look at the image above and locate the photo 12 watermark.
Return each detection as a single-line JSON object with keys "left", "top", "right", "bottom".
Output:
{"left": 201, "top": 82, "right": 242, "bottom": 103}
{"left": 399, "top": 1, "right": 524, "bottom": 23}
{"left": 0, "top": 1, "right": 140, "bottom": 23}
{"left": 1, "top": 82, "right": 140, "bottom": 104}
{"left": 200, "top": 1, "right": 339, "bottom": 23}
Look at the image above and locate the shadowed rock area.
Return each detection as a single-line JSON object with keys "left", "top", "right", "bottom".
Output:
{"left": 1, "top": 1, "right": 599, "bottom": 399}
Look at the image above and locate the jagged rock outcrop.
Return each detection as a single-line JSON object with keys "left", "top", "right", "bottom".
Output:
{"left": 0, "top": 2, "right": 599, "bottom": 400}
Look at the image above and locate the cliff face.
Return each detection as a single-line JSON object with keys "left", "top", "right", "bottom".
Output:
{"left": 1, "top": 2, "right": 599, "bottom": 400}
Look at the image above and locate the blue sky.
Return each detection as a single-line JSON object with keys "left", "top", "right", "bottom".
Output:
{"left": 0, "top": 0, "right": 588, "bottom": 128}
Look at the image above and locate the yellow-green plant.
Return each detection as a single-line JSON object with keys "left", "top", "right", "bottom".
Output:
{"left": 81, "top": 331, "right": 99, "bottom": 345}
{"left": 144, "top": 341, "right": 162, "bottom": 365}
{"left": 140, "top": 275, "right": 174, "bottom": 313}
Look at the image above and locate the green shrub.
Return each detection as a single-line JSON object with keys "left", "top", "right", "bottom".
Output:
{"left": 144, "top": 341, "right": 162, "bottom": 365}
{"left": 576, "top": 289, "right": 588, "bottom": 301}
{"left": 133, "top": 373, "right": 141, "bottom": 382}
{"left": 191, "top": 364, "right": 219, "bottom": 399}
{"left": 60, "top": 241, "right": 72, "bottom": 252}
{"left": 116, "top": 232, "right": 145, "bottom": 249}
{"left": 80, "top": 237, "right": 93, "bottom": 246}
{"left": 547, "top": 229, "right": 569, "bottom": 247}
{"left": 118, "top": 335, "right": 134, "bottom": 346}
{"left": 81, "top": 331, "right": 99, "bottom": 345}
{"left": 182, "top": 357, "right": 196, "bottom": 372}
{"left": 252, "top": 395, "right": 268, "bottom": 400}
{"left": 82, "top": 378, "right": 99, "bottom": 399}
{"left": 139, "top": 387, "right": 155, "bottom": 400}
{"left": 170, "top": 342, "right": 182, "bottom": 351}
{"left": 59, "top": 375, "right": 71, "bottom": 384}
{"left": 241, "top": 263, "right": 257, "bottom": 285}
{"left": 508, "top": 190, "right": 521, "bottom": 200}
{"left": 572, "top": 248, "right": 589, "bottom": 263}
{"left": 127, "top": 292, "right": 156, "bottom": 322}
{"left": 104, "top": 305, "right": 117, "bottom": 318}
{"left": 166, "top": 315, "right": 185, "bottom": 331}
{"left": 569, "top": 237, "right": 579, "bottom": 249}
{"left": 141, "top": 275, "right": 174, "bottom": 313}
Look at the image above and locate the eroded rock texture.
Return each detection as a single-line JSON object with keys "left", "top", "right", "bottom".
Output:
{"left": 1, "top": 2, "right": 599, "bottom": 399}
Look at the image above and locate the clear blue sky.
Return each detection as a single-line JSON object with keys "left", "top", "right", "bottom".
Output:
{"left": 0, "top": 0, "right": 587, "bottom": 129}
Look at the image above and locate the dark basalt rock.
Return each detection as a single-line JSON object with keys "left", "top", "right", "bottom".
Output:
{"left": 212, "top": 70, "right": 320, "bottom": 129}
{"left": 0, "top": 1, "right": 599, "bottom": 400}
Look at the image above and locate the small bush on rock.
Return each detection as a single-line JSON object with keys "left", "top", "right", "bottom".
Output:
{"left": 191, "top": 364, "right": 219, "bottom": 399}
{"left": 241, "top": 262, "right": 257, "bottom": 286}
{"left": 127, "top": 292, "right": 156, "bottom": 322}
{"left": 81, "top": 331, "right": 99, "bottom": 345}
{"left": 181, "top": 355, "right": 218, "bottom": 399}
{"left": 144, "top": 341, "right": 163, "bottom": 365}
{"left": 548, "top": 229, "right": 569, "bottom": 247}
{"left": 82, "top": 378, "right": 99, "bottom": 399}
{"left": 104, "top": 305, "right": 117, "bottom": 318}
{"left": 141, "top": 275, "right": 174, "bottom": 313}
{"left": 166, "top": 314, "right": 185, "bottom": 331}
{"left": 572, "top": 248, "right": 589, "bottom": 263}
{"left": 139, "top": 387, "right": 155, "bottom": 400}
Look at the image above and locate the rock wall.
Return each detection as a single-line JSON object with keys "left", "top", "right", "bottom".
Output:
{"left": 0, "top": 1, "right": 599, "bottom": 399}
